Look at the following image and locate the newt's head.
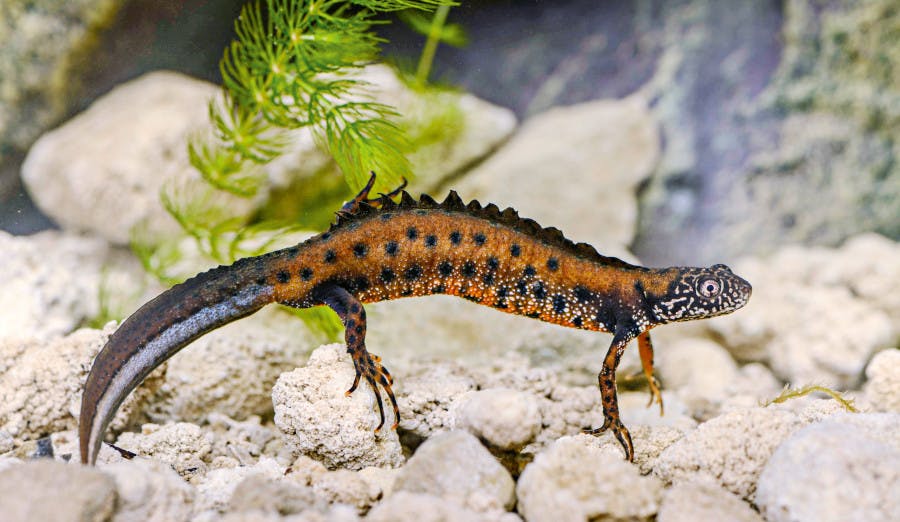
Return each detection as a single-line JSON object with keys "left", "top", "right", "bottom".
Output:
{"left": 652, "top": 264, "right": 751, "bottom": 323}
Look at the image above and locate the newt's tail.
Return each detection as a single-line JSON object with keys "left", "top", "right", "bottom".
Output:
{"left": 79, "top": 260, "right": 275, "bottom": 465}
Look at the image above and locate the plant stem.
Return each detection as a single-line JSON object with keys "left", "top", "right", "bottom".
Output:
{"left": 415, "top": 5, "right": 450, "bottom": 88}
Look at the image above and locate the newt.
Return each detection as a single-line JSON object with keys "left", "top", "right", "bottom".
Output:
{"left": 79, "top": 173, "right": 751, "bottom": 465}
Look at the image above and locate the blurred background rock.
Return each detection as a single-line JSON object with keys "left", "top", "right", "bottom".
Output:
{"left": 1, "top": 0, "right": 898, "bottom": 264}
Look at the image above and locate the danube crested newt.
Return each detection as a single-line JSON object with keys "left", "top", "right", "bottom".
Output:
{"left": 80, "top": 173, "right": 751, "bottom": 465}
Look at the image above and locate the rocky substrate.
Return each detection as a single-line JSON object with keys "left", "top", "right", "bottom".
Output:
{"left": 2, "top": 69, "right": 899, "bottom": 522}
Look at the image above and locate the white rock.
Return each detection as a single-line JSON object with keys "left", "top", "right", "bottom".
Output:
{"left": 0, "top": 459, "right": 117, "bottom": 522}
{"left": 392, "top": 430, "right": 515, "bottom": 512}
{"left": 193, "top": 457, "right": 284, "bottom": 515}
{"left": 0, "top": 324, "right": 159, "bottom": 440}
{"left": 516, "top": 435, "right": 663, "bottom": 522}
{"left": 711, "top": 262, "right": 894, "bottom": 388}
{"left": 227, "top": 474, "right": 320, "bottom": 516}
{"left": 395, "top": 360, "right": 477, "bottom": 438}
{"left": 657, "top": 338, "right": 738, "bottom": 402}
{"left": 756, "top": 414, "right": 900, "bottom": 522}
{"left": 451, "top": 388, "right": 542, "bottom": 450}
{"left": 657, "top": 481, "right": 763, "bottom": 522}
{"left": 21, "top": 66, "right": 515, "bottom": 246}
{"left": 709, "top": 236, "right": 899, "bottom": 387}
{"left": 0, "top": 230, "right": 147, "bottom": 340}
{"left": 824, "top": 233, "right": 900, "bottom": 325}
{"left": 352, "top": 64, "right": 517, "bottom": 187}
{"left": 21, "top": 71, "right": 236, "bottom": 244}
{"left": 114, "top": 422, "right": 213, "bottom": 478}
{"left": 368, "top": 491, "right": 518, "bottom": 522}
{"left": 457, "top": 95, "right": 659, "bottom": 258}
{"left": 103, "top": 458, "right": 194, "bottom": 522}
{"left": 652, "top": 405, "right": 832, "bottom": 500}
{"left": 272, "top": 344, "right": 403, "bottom": 470}
{"left": 151, "top": 307, "right": 318, "bottom": 424}
{"left": 863, "top": 349, "right": 900, "bottom": 413}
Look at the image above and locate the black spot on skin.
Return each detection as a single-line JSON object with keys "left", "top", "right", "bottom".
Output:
{"left": 604, "top": 379, "right": 614, "bottom": 389}
{"left": 533, "top": 281, "right": 547, "bottom": 299}
{"left": 353, "top": 243, "right": 368, "bottom": 258}
{"left": 351, "top": 304, "right": 360, "bottom": 314}
{"left": 348, "top": 334, "right": 357, "bottom": 344}
{"left": 463, "top": 294, "right": 480, "bottom": 302}
{"left": 526, "top": 312, "right": 540, "bottom": 318}
{"left": 415, "top": 209, "right": 428, "bottom": 215}
{"left": 380, "top": 213, "right": 394, "bottom": 220}
{"left": 547, "top": 257, "right": 559, "bottom": 271}
{"left": 432, "top": 284, "right": 445, "bottom": 293}
{"left": 486, "top": 257, "right": 499, "bottom": 270}
{"left": 401, "top": 289, "right": 413, "bottom": 296}
{"left": 354, "top": 325, "right": 363, "bottom": 335}
{"left": 482, "top": 273, "right": 495, "bottom": 286}
{"left": 574, "top": 285, "right": 592, "bottom": 302}
{"left": 380, "top": 267, "right": 396, "bottom": 283}
{"left": 324, "top": 250, "right": 337, "bottom": 263}
{"left": 276, "top": 271, "right": 291, "bottom": 283}
{"left": 462, "top": 261, "right": 476, "bottom": 277}
{"left": 406, "top": 227, "right": 418, "bottom": 240}
{"left": 404, "top": 264, "right": 423, "bottom": 280}
{"left": 347, "top": 319, "right": 356, "bottom": 328}
{"left": 449, "top": 231, "right": 462, "bottom": 245}
{"left": 496, "top": 287, "right": 509, "bottom": 309}
{"left": 425, "top": 235, "right": 437, "bottom": 248}
{"left": 553, "top": 294, "right": 567, "bottom": 314}
{"left": 473, "top": 232, "right": 486, "bottom": 245}
{"left": 286, "top": 247, "right": 300, "bottom": 258}
{"left": 516, "top": 280, "right": 528, "bottom": 295}
{"left": 354, "top": 277, "right": 370, "bottom": 292}
{"left": 510, "top": 244, "right": 521, "bottom": 257}
{"left": 256, "top": 277, "right": 268, "bottom": 286}
{"left": 524, "top": 265, "right": 536, "bottom": 277}
{"left": 572, "top": 316, "right": 583, "bottom": 327}
{"left": 385, "top": 241, "right": 399, "bottom": 256}
{"left": 321, "top": 232, "right": 332, "bottom": 241}
{"left": 438, "top": 261, "right": 454, "bottom": 276}
{"left": 299, "top": 268, "right": 313, "bottom": 281}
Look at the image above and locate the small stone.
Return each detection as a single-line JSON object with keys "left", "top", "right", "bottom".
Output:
{"left": 516, "top": 435, "right": 663, "bottom": 522}
{"left": 756, "top": 414, "right": 900, "bottom": 522}
{"left": 393, "top": 430, "right": 515, "bottom": 512}
{"left": 0, "top": 460, "right": 116, "bottom": 522}
{"left": 652, "top": 407, "right": 807, "bottom": 500}
{"left": 657, "top": 481, "right": 763, "bottom": 522}
{"left": 272, "top": 344, "right": 403, "bottom": 470}
{"left": 114, "top": 422, "right": 213, "bottom": 478}
{"left": 104, "top": 458, "right": 194, "bottom": 522}
{"left": 228, "top": 474, "right": 319, "bottom": 516}
{"left": 451, "top": 388, "right": 542, "bottom": 449}
{"left": 863, "top": 349, "right": 900, "bottom": 413}
{"left": 0, "top": 324, "right": 159, "bottom": 440}
{"left": 367, "top": 491, "right": 517, "bottom": 522}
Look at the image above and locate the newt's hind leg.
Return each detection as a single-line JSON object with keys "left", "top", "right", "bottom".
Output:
{"left": 584, "top": 334, "right": 635, "bottom": 461}
{"left": 637, "top": 332, "right": 664, "bottom": 416}
{"left": 312, "top": 284, "right": 398, "bottom": 431}
{"left": 339, "top": 171, "right": 408, "bottom": 217}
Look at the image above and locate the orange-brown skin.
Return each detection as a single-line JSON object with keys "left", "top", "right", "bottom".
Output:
{"left": 80, "top": 176, "right": 751, "bottom": 465}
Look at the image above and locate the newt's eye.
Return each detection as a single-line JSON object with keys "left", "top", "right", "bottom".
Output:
{"left": 698, "top": 278, "right": 721, "bottom": 298}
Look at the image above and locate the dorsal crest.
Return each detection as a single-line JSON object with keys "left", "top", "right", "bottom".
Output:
{"left": 331, "top": 190, "right": 636, "bottom": 269}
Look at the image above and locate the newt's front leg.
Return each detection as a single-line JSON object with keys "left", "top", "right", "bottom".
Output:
{"left": 312, "top": 284, "right": 399, "bottom": 431}
{"left": 585, "top": 332, "right": 635, "bottom": 462}
{"left": 637, "top": 331, "right": 664, "bottom": 416}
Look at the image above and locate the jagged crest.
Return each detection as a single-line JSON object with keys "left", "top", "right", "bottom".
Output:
{"left": 330, "top": 190, "right": 636, "bottom": 269}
